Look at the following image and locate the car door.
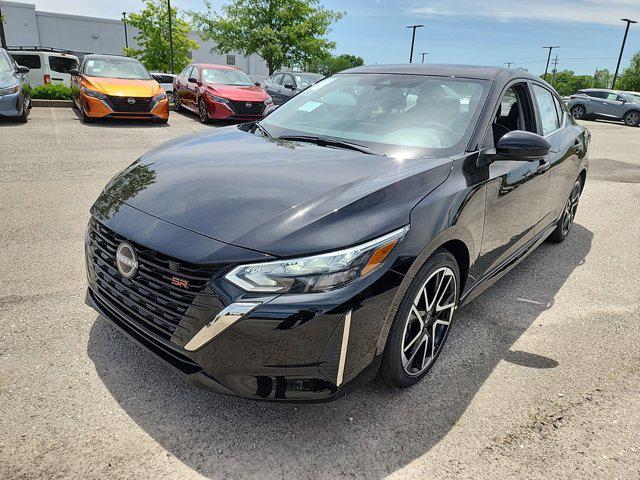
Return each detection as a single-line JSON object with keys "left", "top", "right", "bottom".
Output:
{"left": 478, "top": 81, "right": 552, "bottom": 274}
{"left": 584, "top": 91, "right": 608, "bottom": 116}
{"left": 185, "top": 66, "right": 200, "bottom": 109}
{"left": 534, "top": 84, "right": 585, "bottom": 230}
{"left": 601, "top": 93, "right": 626, "bottom": 119}
{"left": 281, "top": 74, "right": 297, "bottom": 102}
{"left": 267, "top": 74, "right": 285, "bottom": 104}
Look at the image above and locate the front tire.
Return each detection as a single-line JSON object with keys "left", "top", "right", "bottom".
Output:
{"left": 379, "top": 249, "right": 459, "bottom": 389}
{"left": 199, "top": 97, "right": 211, "bottom": 124}
{"left": 548, "top": 178, "right": 582, "bottom": 243}
{"left": 623, "top": 110, "right": 640, "bottom": 127}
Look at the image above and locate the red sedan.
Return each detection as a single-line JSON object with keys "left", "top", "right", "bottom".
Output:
{"left": 174, "top": 63, "right": 273, "bottom": 123}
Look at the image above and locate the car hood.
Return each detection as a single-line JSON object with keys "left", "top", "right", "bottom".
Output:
{"left": 205, "top": 83, "right": 268, "bottom": 101}
{"left": 94, "top": 127, "right": 453, "bottom": 257}
{"left": 83, "top": 76, "right": 162, "bottom": 97}
{"left": 0, "top": 72, "right": 18, "bottom": 89}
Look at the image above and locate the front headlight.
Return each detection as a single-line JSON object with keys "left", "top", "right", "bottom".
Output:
{"left": 206, "top": 92, "right": 229, "bottom": 103}
{"left": 225, "top": 226, "right": 409, "bottom": 294}
{"left": 82, "top": 86, "right": 106, "bottom": 100}
{"left": 265, "top": 96, "right": 273, "bottom": 105}
{"left": 0, "top": 84, "right": 20, "bottom": 96}
{"left": 152, "top": 92, "right": 167, "bottom": 102}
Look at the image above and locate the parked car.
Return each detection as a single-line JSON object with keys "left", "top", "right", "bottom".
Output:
{"left": 0, "top": 47, "right": 31, "bottom": 122}
{"left": 150, "top": 72, "right": 176, "bottom": 104}
{"left": 70, "top": 55, "right": 169, "bottom": 124}
{"left": 85, "top": 64, "right": 589, "bottom": 402}
{"left": 174, "top": 63, "right": 272, "bottom": 123}
{"left": 262, "top": 71, "right": 324, "bottom": 104}
{"left": 8, "top": 47, "right": 79, "bottom": 88}
{"left": 568, "top": 88, "right": 640, "bottom": 126}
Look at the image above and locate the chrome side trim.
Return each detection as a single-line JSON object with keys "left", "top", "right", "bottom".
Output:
{"left": 184, "top": 302, "right": 260, "bottom": 351}
{"left": 336, "top": 310, "right": 352, "bottom": 386}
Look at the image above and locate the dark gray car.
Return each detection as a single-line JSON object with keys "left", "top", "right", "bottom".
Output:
{"left": 568, "top": 88, "right": 640, "bottom": 127}
{"left": 0, "top": 48, "right": 31, "bottom": 122}
{"left": 262, "top": 71, "right": 323, "bottom": 104}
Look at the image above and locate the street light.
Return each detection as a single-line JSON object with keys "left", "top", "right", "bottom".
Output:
{"left": 420, "top": 52, "right": 429, "bottom": 63}
{"left": 406, "top": 24, "right": 424, "bottom": 63}
{"left": 542, "top": 46, "right": 560, "bottom": 81}
{"left": 121, "top": 12, "right": 129, "bottom": 49}
{"left": 167, "top": 0, "right": 175, "bottom": 74}
{"left": 612, "top": 18, "right": 637, "bottom": 89}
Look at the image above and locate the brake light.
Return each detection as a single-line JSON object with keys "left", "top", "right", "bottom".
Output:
{"left": 44, "top": 74, "right": 51, "bottom": 85}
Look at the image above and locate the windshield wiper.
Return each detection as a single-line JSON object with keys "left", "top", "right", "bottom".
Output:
{"left": 278, "top": 135, "right": 375, "bottom": 155}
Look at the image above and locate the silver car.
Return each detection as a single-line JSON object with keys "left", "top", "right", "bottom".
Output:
{"left": 568, "top": 88, "right": 640, "bottom": 127}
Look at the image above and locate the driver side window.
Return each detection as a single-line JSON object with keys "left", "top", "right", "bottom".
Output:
{"left": 492, "top": 83, "right": 535, "bottom": 145}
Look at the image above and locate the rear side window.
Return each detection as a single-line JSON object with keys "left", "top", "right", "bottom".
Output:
{"left": 49, "top": 56, "right": 78, "bottom": 74}
{"left": 532, "top": 84, "right": 560, "bottom": 135}
{"left": 587, "top": 91, "right": 606, "bottom": 99}
{"left": 10, "top": 54, "right": 41, "bottom": 69}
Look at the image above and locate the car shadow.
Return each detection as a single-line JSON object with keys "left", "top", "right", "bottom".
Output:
{"left": 0, "top": 117, "right": 27, "bottom": 126}
{"left": 87, "top": 223, "right": 593, "bottom": 479}
{"left": 70, "top": 107, "right": 169, "bottom": 128}
{"left": 172, "top": 109, "right": 253, "bottom": 127}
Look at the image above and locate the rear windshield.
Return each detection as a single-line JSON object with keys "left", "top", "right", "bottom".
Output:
{"left": 84, "top": 57, "right": 151, "bottom": 80}
{"left": 10, "top": 54, "right": 41, "bottom": 69}
{"left": 49, "top": 56, "right": 78, "bottom": 74}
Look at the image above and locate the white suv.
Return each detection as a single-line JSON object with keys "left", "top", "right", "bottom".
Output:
{"left": 8, "top": 49, "right": 79, "bottom": 88}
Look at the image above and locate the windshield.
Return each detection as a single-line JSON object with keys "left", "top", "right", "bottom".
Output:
{"left": 84, "top": 58, "right": 151, "bottom": 80}
{"left": 0, "top": 51, "right": 13, "bottom": 72}
{"left": 201, "top": 68, "right": 253, "bottom": 86}
{"left": 623, "top": 93, "right": 639, "bottom": 103}
{"left": 294, "top": 74, "right": 322, "bottom": 89}
{"left": 261, "top": 73, "right": 486, "bottom": 156}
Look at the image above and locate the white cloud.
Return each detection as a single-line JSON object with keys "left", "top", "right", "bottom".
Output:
{"left": 408, "top": 0, "right": 640, "bottom": 26}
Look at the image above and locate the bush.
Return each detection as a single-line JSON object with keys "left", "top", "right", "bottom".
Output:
{"left": 29, "top": 84, "right": 72, "bottom": 100}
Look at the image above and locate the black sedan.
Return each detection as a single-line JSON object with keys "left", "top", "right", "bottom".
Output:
{"left": 85, "top": 64, "right": 589, "bottom": 402}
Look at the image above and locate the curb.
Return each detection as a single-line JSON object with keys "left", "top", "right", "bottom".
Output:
{"left": 31, "top": 99, "right": 74, "bottom": 108}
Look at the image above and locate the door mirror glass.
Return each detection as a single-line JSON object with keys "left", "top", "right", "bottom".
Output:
{"left": 188, "top": 77, "right": 198, "bottom": 83}
{"left": 69, "top": 68, "right": 79, "bottom": 76}
{"left": 16, "top": 65, "right": 30, "bottom": 74}
{"left": 254, "top": 81, "right": 261, "bottom": 87}
{"left": 284, "top": 83, "right": 295, "bottom": 90}
{"left": 496, "top": 130, "right": 551, "bottom": 160}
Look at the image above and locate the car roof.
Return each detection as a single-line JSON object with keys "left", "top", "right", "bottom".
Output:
{"left": 192, "top": 64, "right": 239, "bottom": 70}
{"left": 83, "top": 54, "right": 141, "bottom": 62}
{"left": 341, "top": 63, "right": 540, "bottom": 81}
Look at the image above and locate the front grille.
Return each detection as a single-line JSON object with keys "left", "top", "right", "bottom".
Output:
{"left": 86, "top": 218, "right": 223, "bottom": 342}
{"left": 106, "top": 95, "right": 153, "bottom": 113}
{"left": 228, "top": 100, "right": 265, "bottom": 116}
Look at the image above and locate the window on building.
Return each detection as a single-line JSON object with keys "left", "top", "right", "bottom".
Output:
{"left": 226, "top": 55, "right": 236, "bottom": 66}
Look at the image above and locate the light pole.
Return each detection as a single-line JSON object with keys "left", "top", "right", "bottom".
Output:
{"left": 406, "top": 24, "right": 424, "bottom": 63}
{"left": 420, "top": 52, "right": 428, "bottom": 63}
{"left": 122, "top": 12, "right": 129, "bottom": 49}
{"left": 542, "top": 46, "right": 560, "bottom": 81}
{"left": 167, "top": 0, "right": 175, "bottom": 74}
{"left": 0, "top": 4, "right": 7, "bottom": 49}
{"left": 505, "top": 62, "right": 513, "bottom": 68}
{"left": 612, "top": 18, "right": 637, "bottom": 89}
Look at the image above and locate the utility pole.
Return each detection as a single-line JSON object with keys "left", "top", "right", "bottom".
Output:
{"left": 406, "top": 24, "right": 424, "bottom": 63}
{"left": 612, "top": 18, "right": 637, "bottom": 89}
{"left": 122, "top": 12, "right": 129, "bottom": 49}
{"left": 420, "top": 52, "right": 428, "bottom": 63}
{"left": 0, "top": 4, "right": 7, "bottom": 49}
{"left": 167, "top": 0, "right": 175, "bottom": 74}
{"left": 551, "top": 54, "right": 559, "bottom": 86}
{"left": 542, "top": 46, "right": 560, "bottom": 81}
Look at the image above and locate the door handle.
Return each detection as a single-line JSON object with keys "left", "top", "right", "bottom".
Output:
{"left": 537, "top": 159, "right": 550, "bottom": 173}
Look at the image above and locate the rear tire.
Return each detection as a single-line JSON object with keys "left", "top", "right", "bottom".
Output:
{"left": 623, "top": 110, "right": 640, "bottom": 127}
{"left": 548, "top": 177, "right": 583, "bottom": 243}
{"left": 570, "top": 105, "right": 586, "bottom": 120}
{"left": 379, "top": 249, "right": 460, "bottom": 389}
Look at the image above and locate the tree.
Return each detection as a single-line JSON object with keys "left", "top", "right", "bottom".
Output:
{"left": 616, "top": 52, "right": 640, "bottom": 92}
{"left": 123, "top": 0, "right": 199, "bottom": 73}
{"left": 309, "top": 53, "right": 364, "bottom": 76}
{"left": 190, "top": 0, "right": 343, "bottom": 75}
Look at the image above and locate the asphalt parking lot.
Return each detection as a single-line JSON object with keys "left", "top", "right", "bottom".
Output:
{"left": 1, "top": 108, "right": 639, "bottom": 480}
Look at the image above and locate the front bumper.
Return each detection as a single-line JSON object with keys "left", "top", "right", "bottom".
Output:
{"left": 85, "top": 215, "right": 405, "bottom": 402}
{"left": 205, "top": 97, "right": 267, "bottom": 121}
{"left": 80, "top": 93, "right": 170, "bottom": 120}
{"left": 0, "top": 91, "right": 25, "bottom": 117}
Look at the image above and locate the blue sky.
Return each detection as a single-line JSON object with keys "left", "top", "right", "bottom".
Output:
{"left": 38, "top": 0, "right": 640, "bottom": 75}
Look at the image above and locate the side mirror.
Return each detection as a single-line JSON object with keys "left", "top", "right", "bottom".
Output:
{"left": 496, "top": 130, "right": 551, "bottom": 160}
{"left": 17, "top": 65, "right": 29, "bottom": 74}
{"left": 69, "top": 68, "right": 79, "bottom": 76}
{"left": 188, "top": 77, "right": 198, "bottom": 83}
{"left": 283, "top": 83, "right": 295, "bottom": 90}
{"left": 254, "top": 81, "right": 261, "bottom": 87}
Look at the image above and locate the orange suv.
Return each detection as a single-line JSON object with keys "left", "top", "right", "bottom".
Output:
{"left": 70, "top": 55, "right": 169, "bottom": 123}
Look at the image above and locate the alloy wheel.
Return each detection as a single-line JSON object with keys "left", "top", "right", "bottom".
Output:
{"left": 571, "top": 106, "right": 585, "bottom": 119}
{"left": 199, "top": 99, "right": 208, "bottom": 123}
{"left": 401, "top": 267, "right": 456, "bottom": 376}
{"left": 625, "top": 111, "right": 639, "bottom": 126}
{"left": 561, "top": 180, "right": 581, "bottom": 236}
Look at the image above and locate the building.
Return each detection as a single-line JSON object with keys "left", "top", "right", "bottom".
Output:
{"left": 0, "top": 1, "right": 269, "bottom": 78}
